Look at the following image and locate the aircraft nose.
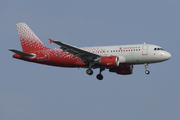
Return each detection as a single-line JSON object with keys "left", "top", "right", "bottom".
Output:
{"left": 162, "top": 51, "right": 171, "bottom": 60}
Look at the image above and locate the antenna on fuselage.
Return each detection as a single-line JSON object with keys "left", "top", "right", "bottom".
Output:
{"left": 144, "top": 42, "right": 146, "bottom": 44}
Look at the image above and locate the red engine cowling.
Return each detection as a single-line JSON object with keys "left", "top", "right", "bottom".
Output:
{"left": 109, "top": 65, "right": 133, "bottom": 75}
{"left": 99, "top": 56, "right": 119, "bottom": 67}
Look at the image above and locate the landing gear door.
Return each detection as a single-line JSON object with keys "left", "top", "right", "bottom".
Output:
{"left": 142, "top": 45, "right": 148, "bottom": 55}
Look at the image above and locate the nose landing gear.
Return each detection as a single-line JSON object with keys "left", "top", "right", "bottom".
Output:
{"left": 144, "top": 63, "right": 150, "bottom": 75}
{"left": 145, "top": 70, "right": 150, "bottom": 74}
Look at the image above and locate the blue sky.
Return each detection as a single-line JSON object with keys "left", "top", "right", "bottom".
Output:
{"left": 0, "top": 0, "right": 179, "bottom": 120}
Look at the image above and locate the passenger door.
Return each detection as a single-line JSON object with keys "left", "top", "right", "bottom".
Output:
{"left": 142, "top": 45, "right": 148, "bottom": 55}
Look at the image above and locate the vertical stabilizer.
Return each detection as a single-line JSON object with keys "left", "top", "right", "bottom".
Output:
{"left": 16, "top": 23, "right": 49, "bottom": 52}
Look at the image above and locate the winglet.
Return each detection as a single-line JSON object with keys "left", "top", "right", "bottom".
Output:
{"left": 49, "top": 39, "right": 54, "bottom": 44}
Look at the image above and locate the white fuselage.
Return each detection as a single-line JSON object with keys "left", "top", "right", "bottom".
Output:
{"left": 81, "top": 44, "right": 171, "bottom": 65}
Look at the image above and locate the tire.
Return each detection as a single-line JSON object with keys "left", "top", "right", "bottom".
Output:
{"left": 86, "top": 69, "right": 93, "bottom": 75}
{"left": 96, "top": 74, "right": 103, "bottom": 80}
{"left": 145, "top": 70, "right": 150, "bottom": 75}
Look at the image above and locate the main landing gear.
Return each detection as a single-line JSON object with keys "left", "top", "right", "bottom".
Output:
{"left": 86, "top": 68, "right": 93, "bottom": 75}
{"left": 86, "top": 61, "right": 94, "bottom": 75}
{"left": 96, "top": 74, "right": 103, "bottom": 80}
{"left": 86, "top": 68, "right": 105, "bottom": 80}
{"left": 144, "top": 63, "right": 150, "bottom": 75}
{"left": 96, "top": 68, "right": 105, "bottom": 80}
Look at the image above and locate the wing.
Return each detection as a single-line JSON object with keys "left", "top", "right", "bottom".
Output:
{"left": 49, "top": 39, "right": 100, "bottom": 63}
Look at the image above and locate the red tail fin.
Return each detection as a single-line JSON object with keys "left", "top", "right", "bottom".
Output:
{"left": 16, "top": 23, "right": 49, "bottom": 52}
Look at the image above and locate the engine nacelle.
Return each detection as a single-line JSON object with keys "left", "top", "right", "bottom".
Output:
{"left": 98, "top": 56, "right": 119, "bottom": 67}
{"left": 109, "top": 65, "right": 133, "bottom": 75}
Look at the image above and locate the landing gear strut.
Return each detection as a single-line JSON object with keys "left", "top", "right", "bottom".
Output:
{"left": 96, "top": 68, "right": 105, "bottom": 80}
{"left": 144, "top": 63, "right": 150, "bottom": 74}
{"left": 86, "top": 61, "right": 94, "bottom": 75}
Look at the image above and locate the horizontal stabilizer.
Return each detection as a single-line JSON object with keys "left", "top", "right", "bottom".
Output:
{"left": 9, "top": 49, "right": 36, "bottom": 58}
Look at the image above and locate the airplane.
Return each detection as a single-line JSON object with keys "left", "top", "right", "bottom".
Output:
{"left": 9, "top": 23, "right": 171, "bottom": 80}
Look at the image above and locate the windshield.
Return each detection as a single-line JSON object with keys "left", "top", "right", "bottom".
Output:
{"left": 154, "top": 48, "right": 164, "bottom": 51}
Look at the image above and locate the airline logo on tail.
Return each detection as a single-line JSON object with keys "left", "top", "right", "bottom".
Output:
{"left": 16, "top": 23, "right": 49, "bottom": 52}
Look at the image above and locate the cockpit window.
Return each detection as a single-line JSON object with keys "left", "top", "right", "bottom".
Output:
{"left": 154, "top": 48, "right": 164, "bottom": 51}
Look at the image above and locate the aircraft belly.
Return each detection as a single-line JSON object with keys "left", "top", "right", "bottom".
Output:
{"left": 124, "top": 54, "right": 151, "bottom": 64}
{"left": 124, "top": 55, "right": 135, "bottom": 63}
{"left": 46, "top": 55, "right": 76, "bottom": 67}
{"left": 135, "top": 55, "right": 155, "bottom": 64}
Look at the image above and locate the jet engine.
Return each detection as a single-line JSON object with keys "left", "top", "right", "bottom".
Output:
{"left": 97, "top": 56, "right": 119, "bottom": 67}
{"left": 109, "top": 65, "right": 133, "bottom": 75}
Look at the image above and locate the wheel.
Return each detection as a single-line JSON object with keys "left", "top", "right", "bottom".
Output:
{"left": 145, "top": 70, "right": 150, "bottom": 75}
{"left": 86, "top": 69, "right": 93, "bottom": 75}
{"left": 96, "top": 74, "right": 103, "bottom": 80}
